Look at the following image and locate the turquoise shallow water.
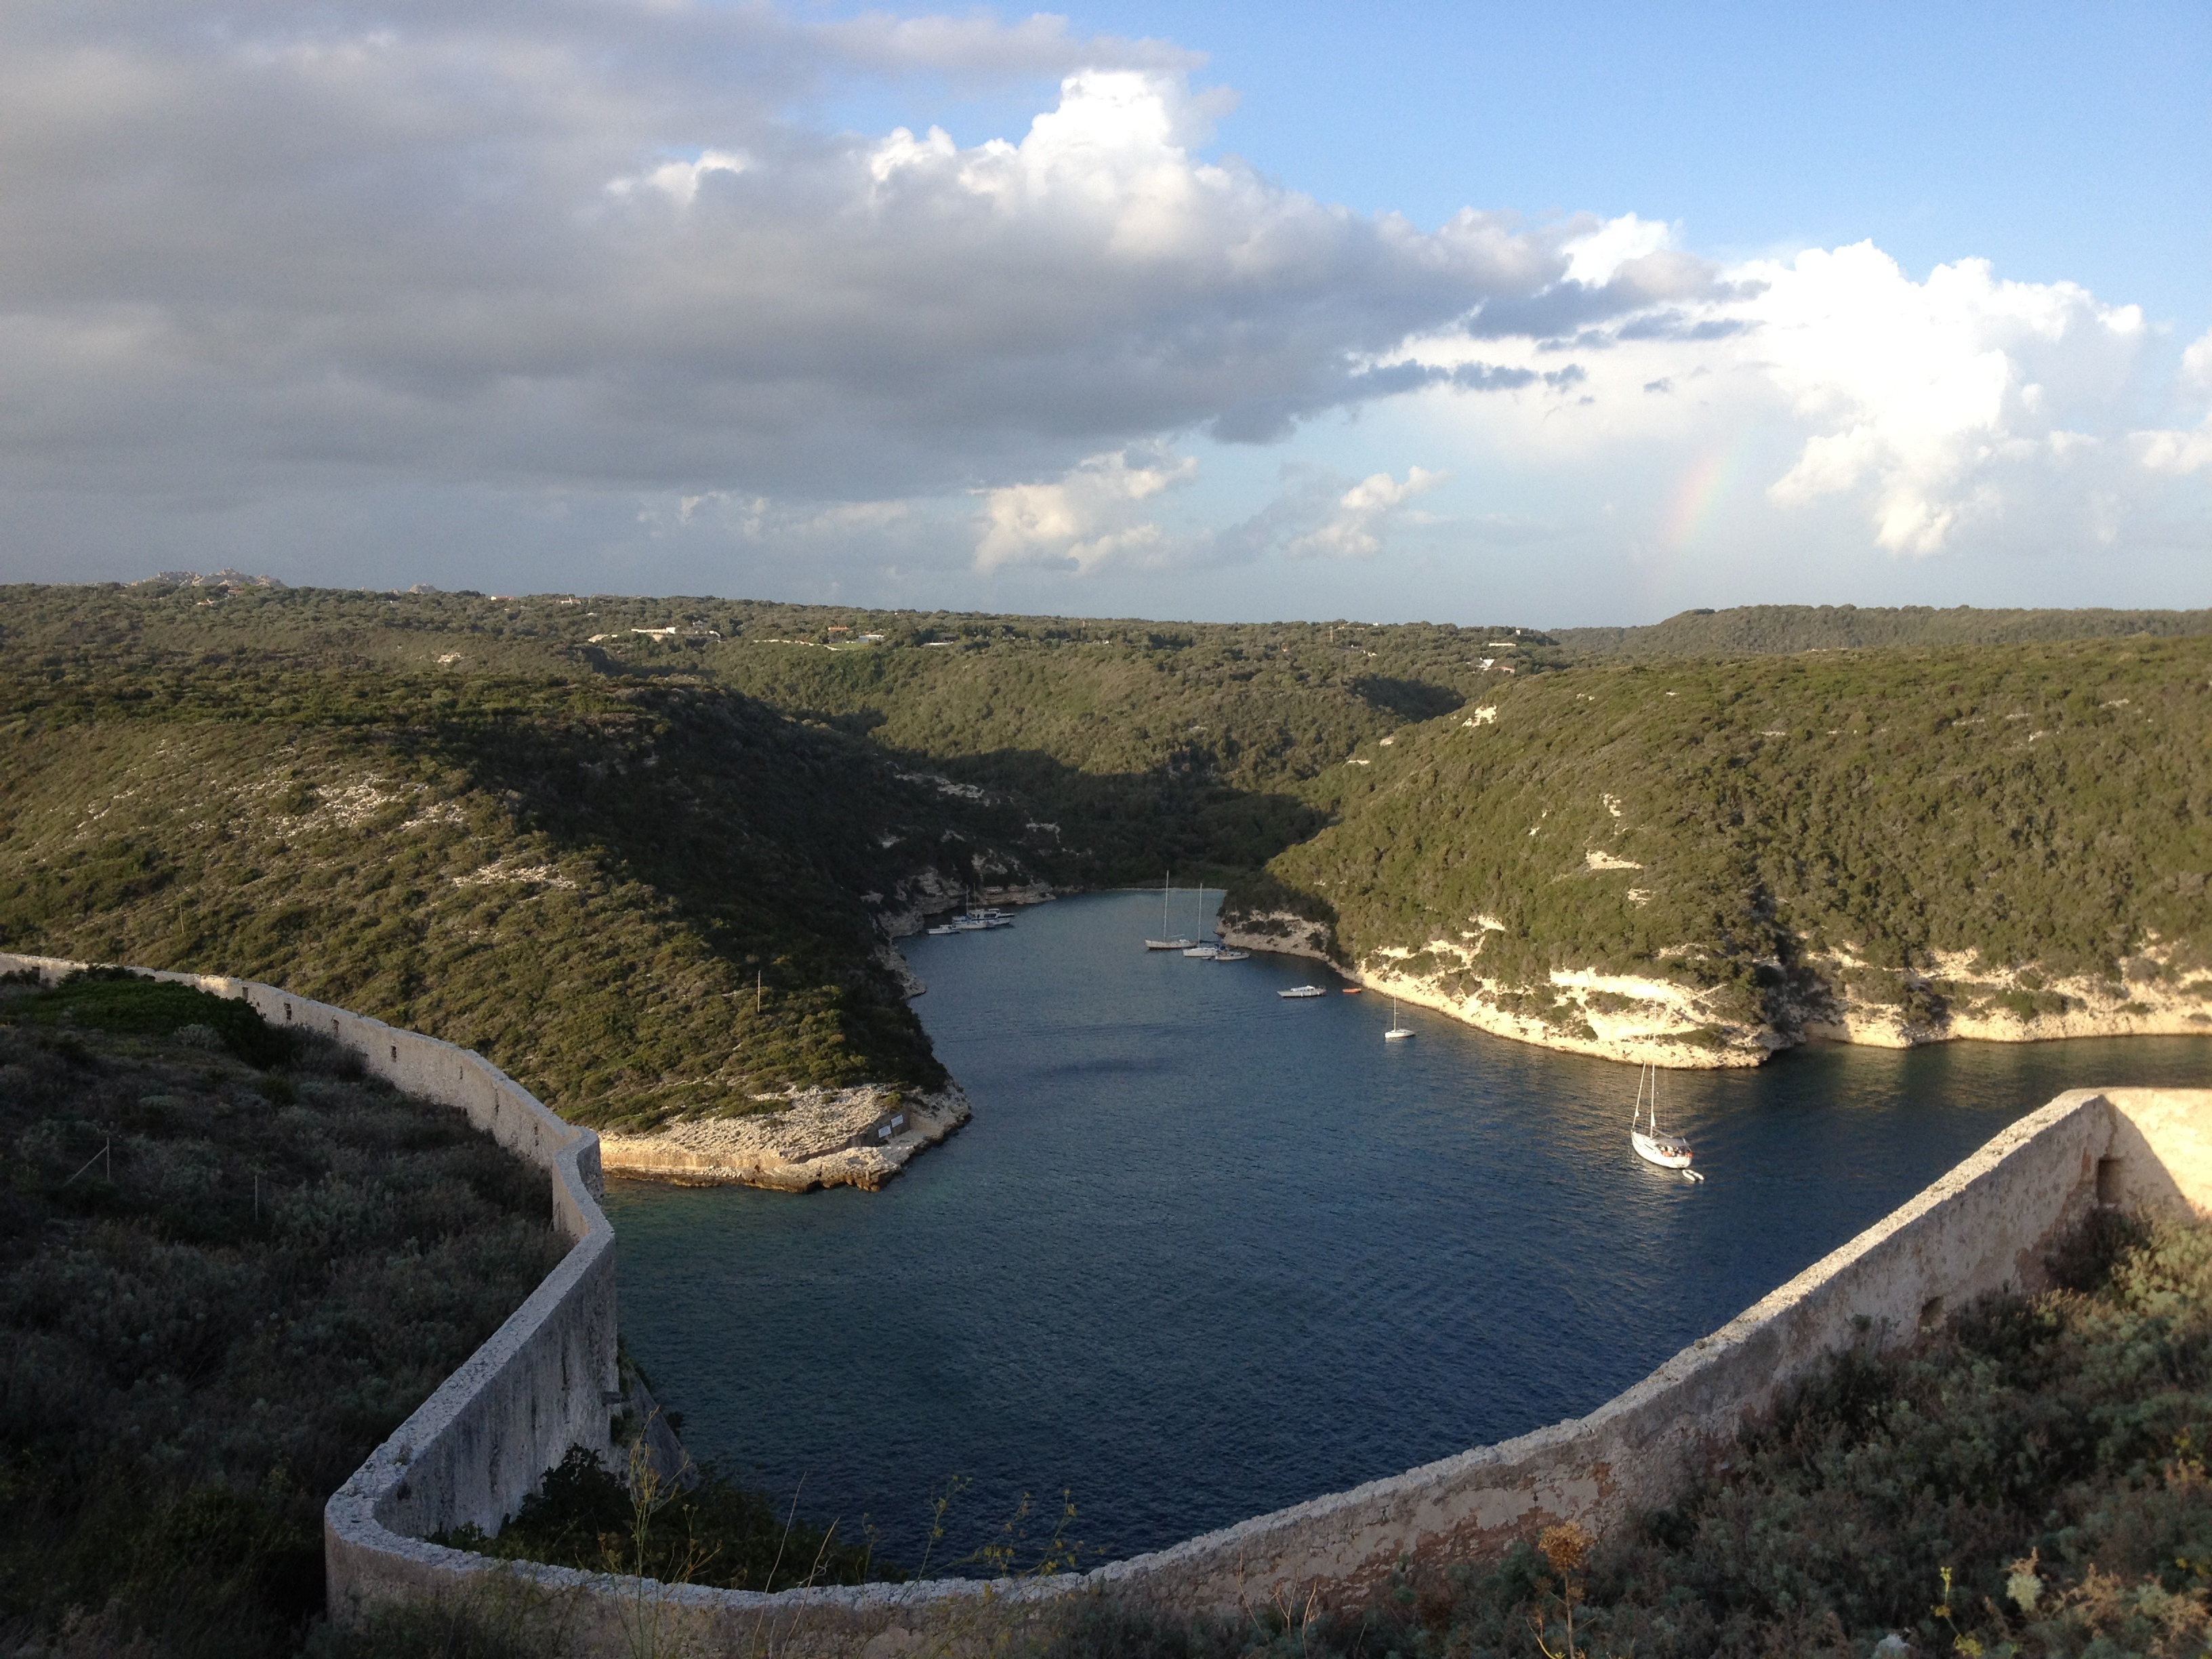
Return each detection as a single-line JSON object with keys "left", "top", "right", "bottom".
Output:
{"left": 603, "top": 890, "right": 2212, "bottom": 1571}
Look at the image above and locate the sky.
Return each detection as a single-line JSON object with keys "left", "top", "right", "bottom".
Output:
{"left": 1, "top": 1, "right": 2207, "bottom": 626}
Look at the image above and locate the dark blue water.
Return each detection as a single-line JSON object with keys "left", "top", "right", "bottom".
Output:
{"left": 605, "top": 891, "right": 2211, "bottom": 1570}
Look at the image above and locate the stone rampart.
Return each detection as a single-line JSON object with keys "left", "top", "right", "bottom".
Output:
{"left": 0, "top": 956, "right": 619, "bottom": 1603}
{"left": 9, "top": 950, "right": 2200, "bottom": 1655}
{"left": 337, "top": 1085, "right": 2212, "bottom": 1659}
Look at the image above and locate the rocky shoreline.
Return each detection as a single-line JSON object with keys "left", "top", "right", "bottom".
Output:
{"left": 597, "top": 1083, "right": 972, "bottom": 1192}
{"left": 1217, "top": 909, "right": 2212, "bottom": 1069}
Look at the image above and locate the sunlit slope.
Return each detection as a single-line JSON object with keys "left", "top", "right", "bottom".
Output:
{"left": 1554, "top": 603, "right": 2212, "bottom": 658}
{"left": 0, "top": 652, "right": 1006, "bottom": 1129}
{"left": 1226, "top": 638, "right": 2212, "bottom": 1063}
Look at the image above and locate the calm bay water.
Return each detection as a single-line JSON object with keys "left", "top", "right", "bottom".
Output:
{"left": 604, "top": 890, "right": 2211, "bottom": 1569}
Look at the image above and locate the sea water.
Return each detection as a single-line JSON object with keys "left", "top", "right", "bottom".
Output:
{"left": 603, "top": 890, "right": 2211, "bottom": 1570}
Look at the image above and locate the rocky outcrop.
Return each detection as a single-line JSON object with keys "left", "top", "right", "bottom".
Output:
{"left": 1216, "top": 908, "right": 1331, "bottom": 960}
{"left": 596, "top": 1084, "right": 971, "bottom": 1191}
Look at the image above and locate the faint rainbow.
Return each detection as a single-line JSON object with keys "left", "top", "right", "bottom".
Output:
{"left": 1660, "top": 436, "right": 1753, "bottom": 554}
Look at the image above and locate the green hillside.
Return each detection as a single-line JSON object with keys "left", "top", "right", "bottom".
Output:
{"left": 0, "top": 584, "right": 1540, "bottom": 1124}
{"left": 1553, "top": 604, "right": 2212, "bottom": 659}
{"left": 8, "top": 583, "right": 2209, "bottom": 1109}
{"left": 1225, "top": 635, "right": 2212, "bottom": 1057}
{"left": 0, "top": 587, "right": 1020, "bottom": 1128}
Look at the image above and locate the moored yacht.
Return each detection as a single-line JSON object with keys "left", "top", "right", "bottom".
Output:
{"left": 1145, "top": 871, "right": 1195, "bottom": 950}
{"left": 1631, "top": 1063, "right": 1699, "bottom": 1176}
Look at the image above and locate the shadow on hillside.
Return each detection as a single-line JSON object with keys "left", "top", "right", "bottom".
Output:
{"left": 417, "top": 684, "right": 1330, "bottom": 960}
{"left": 1351, "top": 674, "right": 1466, "bottom": 722}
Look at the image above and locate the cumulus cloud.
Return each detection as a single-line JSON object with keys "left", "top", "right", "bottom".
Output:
{"left": 1750, "top": 245, "right": 2145, "bottom": 553}
{"left": 2131, "top": 327, "right": 2212, "bottom": 477}
{"left": 0, "top": 2, "right": 1579, "bottom": 517}
{"left": 974, "top": 446, "right": 1197, "bottom": 573}
{"left": 1399, "top": 226, "right": 2194, "bottom": 562}
{"left": 1286, "top": 466, "right": 1447, "bottom": 558}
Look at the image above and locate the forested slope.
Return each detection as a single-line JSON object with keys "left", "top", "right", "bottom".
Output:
{"left": 8, "top": 583, "right": 2207, "bottom": 1104}
{"left": 1553, "top": 603, "right": 2212, "bottom": 658}
{"left": 1221, "top": 636, "right": 2212, "bottom": 1063}
{"left": 0, "top": 585, "right": 1538, "bottom": 1123}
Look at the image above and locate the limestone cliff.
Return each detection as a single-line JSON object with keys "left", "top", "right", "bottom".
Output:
{"left": 1216, "top": 911, "right": 2212, "bottom": 1068}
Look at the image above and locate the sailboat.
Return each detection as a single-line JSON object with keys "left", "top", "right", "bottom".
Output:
{"left": 1631, "top": 1063, "right": 1700, "bottom": 1178}
{"left": 1180, "top": 885, "right": 1222, "bottom": 956}
{"left": 1145, "top": 871, "right": 1195, "bottom": 951}
{"left": 1382, "top": 996, "right": 1414, "bottom": 1040}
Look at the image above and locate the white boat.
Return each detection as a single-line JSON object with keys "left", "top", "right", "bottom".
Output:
{"left": 1631, "top": 1063, "right": 1700, "bottom": 1178}
{"left": 1183, "top": 944, "right": 1221, "bottom": 959}
{"left": 1382, "top": 995, "right": 1414, "bottom": 1040}
{"left": 1212, "top": 948, "right": 1251, "bottom": 962}
{"left": 952, "top": 916, "right": 989, "bottom": 931}
{"left": 1145, "top": 871, "right": 1195, "bottom": 950}
{"left": 1279, "top": 985, "right": 1326, "bottom": 998}
{"left": 925, "top": 924, "right": 956, "bottom": 936}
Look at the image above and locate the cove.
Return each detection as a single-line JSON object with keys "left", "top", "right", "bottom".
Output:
{"left": 604, "top": 890, "right": 2212, "bottom": 1572}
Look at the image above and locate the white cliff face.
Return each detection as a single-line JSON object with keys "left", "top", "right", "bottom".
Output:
{"left": 1221, "top": 911, "right": 2212, "bottom": 1069}
{"left": 596, "top": 1084, "right": 972, "bottom": 1191}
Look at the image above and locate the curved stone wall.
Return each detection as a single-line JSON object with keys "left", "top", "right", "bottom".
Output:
{"left": 0, "top": 956, "right": 619, "bottom": 1589}
{"left": 10, "top": 952, "right": 2201, "bottom": 1657}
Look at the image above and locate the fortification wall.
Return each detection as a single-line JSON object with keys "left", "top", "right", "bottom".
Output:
{"left": 328, "top": 1086, "right": 2212, "bottom": 1659}
{"left": 12, "top": 952, "right": 2200, "bottom": 1654}
{"left": 0, "top": 956, "right": 619, "bottom": 1585}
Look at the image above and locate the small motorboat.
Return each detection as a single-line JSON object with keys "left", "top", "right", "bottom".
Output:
{"left": 1279, "top": 985, "right": 1326, "bottom": 999}
{"left": 1631, "top": 1063, "right": 1700, "bottom": 1179}
{"left": 1382, "top": 994, "right": 1414, "bottom": 1040}
{"left": 1183, "top": 943, "right": 1221, "bottom": 959}
{"left": 1341, "top": 986, "right": 1363, "bottom": 995}
{"left": 1212, "top": 948, "right": 1251, "bottom": 962}
{"left": 925, "top": 924, "right": 956, "bottom": 936}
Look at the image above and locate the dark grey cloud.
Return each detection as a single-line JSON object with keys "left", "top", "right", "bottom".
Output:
{"left": 0, "top": 0, "right": 1591, "bottom": 531}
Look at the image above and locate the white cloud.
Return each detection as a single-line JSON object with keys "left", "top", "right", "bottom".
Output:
{"left": 1750, "top": 245, "right": 2145, "bottom": 553}
{"left": 1286, "top": 466, "right": 1447, "bottom": 558}
{"left": 1561, "top": 214, "right": 1674, "bottom": 288}
{"left": 975, "top": 447, "right": 1197, "bottom": 573}
{"left": 611, "top": 149, "right": 749, "bottom": 207}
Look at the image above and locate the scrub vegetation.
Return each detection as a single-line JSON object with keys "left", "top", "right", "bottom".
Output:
{"left": 1553, "top": 602, "right": 2212, "bottom": 659}
{"left": 3, "top": 583, "right": 2209, "bottom": 1130}
{"left": 0, "top": 971, "right": 567, "bottom": 1659}
{"left": 1256, "top": 634, "right": 2212, "bottom": 1045}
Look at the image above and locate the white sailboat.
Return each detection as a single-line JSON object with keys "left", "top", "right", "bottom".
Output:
{"left": 1382, "top": 995, "right": 1414, "bottom": 1040}
{"left": 1145, "top": 871, "right": 1195, "bottom": 951}
{"left": 1631, "top": 1063, "right": 1700, "bottom": 1178}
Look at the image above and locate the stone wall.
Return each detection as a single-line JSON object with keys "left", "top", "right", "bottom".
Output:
{"left": 12, "top": 950, "right": 2199, "bottom": 1655}
{"left": 0, "top": 956, "right": 619, "bottom": 1608}
{"left": 325, "top": 1086, "right": 2212, "bottom": 1659}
